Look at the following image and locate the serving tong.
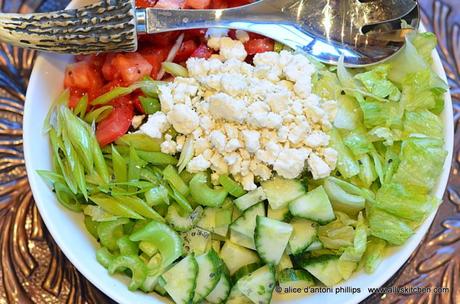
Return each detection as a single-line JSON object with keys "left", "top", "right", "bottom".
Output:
{"left": 0, "top": 0, "right": 419, "bottom": 66}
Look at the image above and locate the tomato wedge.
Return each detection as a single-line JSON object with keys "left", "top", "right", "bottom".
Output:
{"left": 174, "top": 40, "right": 199, "bottom": 62}
{"left": 190, "top": 44, "right": 214, "bottom": 59}
{"left": 64, "top": 61, "right": 103, "bottom": 91}
{"left": 185, "top": 0, "right": 211, "bottom": 9}
{"left": 244, "top": 38, "right": 275, "bottom": 55}
{"left": 139, "top": 46, "right": 171, "bottom": 79}
{"left": 96, "top": 103, "right": 134, "bottom": 147}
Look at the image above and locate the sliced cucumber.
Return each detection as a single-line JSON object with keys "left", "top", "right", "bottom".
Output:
{"left": 166, "top": 204, "right": 203, "bottom": 232}
{"left": 289, "top": 186, "right": 335, "bottom": 224}
{"left": 232, "top": 262, "right": 262, "bottom": 284}
{"left": 220, "top": 241, "right": 260, "bottom": 275}
{"left": 230, "top": 203, "right": 265, "bottom": 250}
{"left": 301, "top": 255, "right": 343, "bottom": 287}
{"left": 255, "top": 216, "right": 293, "bottom": 264}
{"left": 237, "top": 264, "right": 276, "bottom": 304}
{"left": 226, "top": 284, "right": 253, "bottom": 304}
{"left": 206, "top": 272, "right": 231, "bottom": 304}
{"left": 197, "top": 207, "right": 232, "bottom": 237}
{"left": 181, "top": 227, "right": 212, "bottom": 255}
{"left": 267, "top": 206, "right": 291, "bottom": 222}
{"left": 193, "top": 250, "right": 222, "bottom": 303}
{"left": 262, "top": 176, "right": 305, "bottom": 210}
{"left": 212, "top": 240, "right": 221, "bottom": 253}
{"left": 278, "top": 269, "right": 314, "bottom": 290}
{"left": 288, "top": 218, "right": 318, "bottom": 255}
{"left": 323, "top": 178, "right": 365, "bottom": 215}
{"left": 306, "top": 240, "right": 323, "bottom": 252}
{"left": 277, "top": 253, "right": 293, "bottom": 271}
{"left": 234, "top": 187, "right": 266, "bottom": 211}
{"left": 161, "top": 254, "right": 198, "bottom": 304}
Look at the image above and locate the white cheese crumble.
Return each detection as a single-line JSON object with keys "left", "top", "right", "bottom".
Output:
{"left": 139, "top": 38, "right": 339, "bottom": 190}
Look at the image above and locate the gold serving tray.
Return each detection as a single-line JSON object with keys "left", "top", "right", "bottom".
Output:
{"left": 0, "top": 0, "right": 458, "bottom": 303}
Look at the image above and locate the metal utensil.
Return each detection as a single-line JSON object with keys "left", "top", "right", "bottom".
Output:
{"left": 0, "top": 0, "right": 419, "bottom": 66}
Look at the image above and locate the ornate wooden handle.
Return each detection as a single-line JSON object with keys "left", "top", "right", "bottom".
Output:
{"left": 0, "top": 0, "right": 138, "bottom": 54}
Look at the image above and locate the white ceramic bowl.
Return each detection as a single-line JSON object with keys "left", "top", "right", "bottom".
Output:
{"left": 23, "top": 1, "right": 454, "bottom": 303}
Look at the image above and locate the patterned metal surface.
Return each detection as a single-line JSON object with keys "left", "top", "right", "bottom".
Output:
{"left": 0, "top": 0, "right": 457, "bottom": 303}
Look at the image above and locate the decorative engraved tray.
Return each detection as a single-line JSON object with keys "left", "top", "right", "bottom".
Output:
{"left": 0, "top": 0, "right": 458, "bottom": 303}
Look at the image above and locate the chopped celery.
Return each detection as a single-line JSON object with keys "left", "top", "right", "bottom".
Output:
{"left": 145, "top": 185, "right": 170, "bottom": 206}
{"left": 109, "top": 255, "right": 148, "bottom": 291}
{"left": 190, "top": 173, "right": 228, "bottom": 207}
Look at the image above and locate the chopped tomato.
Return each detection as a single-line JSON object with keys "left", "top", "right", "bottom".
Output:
{"left": 227, "top": 0, "right": 252, "bottom": 7}
{"left": 190, "top": 44, "right": 213, "bottom": 59}
{"left": 64, "top": 61, "right": 103, "bottom": 91}
{"left": 136, "top": 0, "right": 157, "bottom": 7}
{"left": 138, "top": 31, "right": 181, "bottom": 47}
{"left": 210, "top": 0, "right": 228, "bottom": 8}
{"left": 75, "top": 54, "right": 107, "bottom": 69}
{"left": 184, "top": 29, "right": 207, "bottom": 42}
{"left": 68, "top": 88, "right": 85, "bottom": 109}
{"left": 96, "top": 103, "right": 134, "bottom": 147}
{"left": 102, "top": 53, "right": 153, "bottom": 85}
{"left": 174, "top": 40, "right": 198, "bottom": 62}
{"left": 139, "top": 46, "right": 170, "bottom": 79}
{"left": 88, "top": 79, "right": 126, "bottom": 102}
{"left": 185, "top": 0, "right": 211, "bottom": 8}
{"left": 228, "top": 29, "right": 265, "bottom": 40}
{"left": 244, "top": 38, "right": 274, "bottom": 55}
{"left": 155, "top": 0, "right": 185, "bottom": 8}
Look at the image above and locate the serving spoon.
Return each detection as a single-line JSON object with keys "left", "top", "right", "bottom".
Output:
{"left": 0, "top": 0, "right": 419, "bottom": 66}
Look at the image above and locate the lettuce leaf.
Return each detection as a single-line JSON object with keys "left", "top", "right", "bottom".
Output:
{"left": 318, "top": 212, "right": 356, "bottom": 250}
{"left": 313, "top": 69, "right": 342, "bottom": 100}
{"left": 340, "top": 213, "right": 367, "bottom": 262}
{"left": 411, "top": 32, "right": 437, "bottom": 64}
{"left": 368, "top": 207, "right": 414, "bottom": 245}
{"left": 388, "top": 36, "right": 428, "bottom": 84}
{"left": 375, "top": 183, "right": 439, "bottom": 222}
{"left": 400, "top": 70, "right": 447, "bottom": 113}
{"left": 355, "top": 65, "right": 401, "bottom": 101}
{"left": 333, "top": 95, "right": 362, "bottom": 130}
{"left": 330, "top": 128, "right": 360, "bottom": 178}
{"left": 343, "top": 130, "right": 372, "bottom": 156}
{"left": 359, "top": 99, "right": 403, "bottom": 129}
{"left": 392, "top": 137, "right": 447, "bottom": 191}
{"left": 360, "top": 237, "right": 386, "bottom": 273}
{"left": 403, "top": 110, "right": 444, "bottom": 139}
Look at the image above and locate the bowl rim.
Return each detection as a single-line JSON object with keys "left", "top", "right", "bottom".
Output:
{"left": 23, "top": 1, "right": 454, "bottom": 304}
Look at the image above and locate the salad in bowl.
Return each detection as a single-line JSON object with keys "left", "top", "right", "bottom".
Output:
{"left": 24, "top": 0, "right": 453, "bottom": 303}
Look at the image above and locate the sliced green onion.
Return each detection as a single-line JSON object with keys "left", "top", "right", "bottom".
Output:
{"left": 43, "top": 89, "right": 69, "bottom": 133}
{"left": 74, "top": 95, "right": 88, "bottom": 118}
{"left": 167, "top": 184, "right": 193, "bottom": 213}
{"left": 117, "top": 196, "right": 164, "bottom": 222}
{"left": 115, "top": 133, "right": 162, "bottom": 152}
{"left": 139, "top": 96, "right": 160, "bottom": 114}
{"left": 177, "top": 137, "right": 194, "bottom": 173}
{"left": 163, "top": 165, "right": 189, "bottom": 196}
{"left": 112, "top": 145, "right": 128, "bottom": 183}
{"left": 84, "top": 106, "right": 113, "bottom": 123}
{"left": 161, "top": 62, "right": 189, "bottom": 77}
{"left": 218, "top": 175, "right": 246, "bottom": 197}
{"left": 54, "top": 182, "right": 82, "bottom": 211}
{"left": 90, "top": 194, "right": 143, "bottom": 219}
{"left": 92, "top": 87, "right": 134, "bottom": 105}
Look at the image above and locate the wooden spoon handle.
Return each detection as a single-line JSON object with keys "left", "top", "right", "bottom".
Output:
{"left": 0, "top": 0, "right": 138, "bottom": 54}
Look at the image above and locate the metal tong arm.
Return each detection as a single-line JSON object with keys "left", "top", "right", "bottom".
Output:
{"left": 0, "top": 0, "right": 137, "bottom": 54}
